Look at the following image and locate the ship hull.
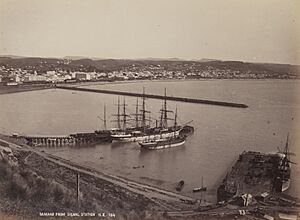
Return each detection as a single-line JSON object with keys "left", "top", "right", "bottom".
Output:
{"left": 112, "top": 129, "right": 181, "bottom": 142}
{"left": 217, "top": 151, "right": 291, "bottom": 202}
{"left": 282, "top": 179, "right": 290, "bottom": 192}
{"left": 139, "top": 137, "right": 185, "bottom": 150}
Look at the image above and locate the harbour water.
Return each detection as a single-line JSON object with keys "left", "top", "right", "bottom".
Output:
{"left": 0, "top": 80, "right": 299, "bottom": 202}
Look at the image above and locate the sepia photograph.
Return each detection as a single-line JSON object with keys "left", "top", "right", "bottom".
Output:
{"left": 0, "top": 0, "right": 299, "bottom": 219}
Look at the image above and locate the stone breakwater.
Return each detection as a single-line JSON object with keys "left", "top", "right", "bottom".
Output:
{"left": 56, "top": 85, "right": 248, "bottom": 108}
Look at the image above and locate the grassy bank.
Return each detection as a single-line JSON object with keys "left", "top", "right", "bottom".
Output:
{"left": 0, "top": 148, "right": 165, "bottom": 219}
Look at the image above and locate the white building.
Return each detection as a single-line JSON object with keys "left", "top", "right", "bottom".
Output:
{"left": 23, "top": 74, "right": 47, "bottom": 82}
{"left": 14, "top": 75, "right": 21, "bottom": 82}
{"left": 46, "top": 71, "right": 56, "bottom": 75}
{"left": 75, "top": 72, "right": 91, "bottom": 80}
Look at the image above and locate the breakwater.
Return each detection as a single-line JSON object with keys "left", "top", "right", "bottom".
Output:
{"left": 56, "top": 85, "right": 248, "bottom": 108}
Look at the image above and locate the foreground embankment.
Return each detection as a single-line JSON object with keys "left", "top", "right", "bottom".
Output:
{"left": 1, "top": 135, "right": 299, "bottom": 220}
{"left": 0, "top": 141, "right": 166, "bottom": 219}
{"left": 0, "top": 136, "right": 198, "bottom": 219}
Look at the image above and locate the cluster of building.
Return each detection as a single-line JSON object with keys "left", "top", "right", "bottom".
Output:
{"left": 0, "top": 63, "right": 296, "bottom": 86}
{"left": 0, "top": 66, "right": 103, "bottom": 85}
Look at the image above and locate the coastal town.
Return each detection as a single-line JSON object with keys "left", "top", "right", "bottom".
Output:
{"left": 1, "top": 0, "right": 299, "bottom": 219}
{"left": 0, "top": 57, "right": 298, "bottom": 86}
{"left": 0, "top": 57, "right": 299, "bottom": 220}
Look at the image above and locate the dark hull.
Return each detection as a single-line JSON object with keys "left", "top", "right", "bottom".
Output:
{"left": 70, "top": 131, "right": 112, "bottom": 145}
{"left": 217, "top": 151, "right": 291, "bottom": 202}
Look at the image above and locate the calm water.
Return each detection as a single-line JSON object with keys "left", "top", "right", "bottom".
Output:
{"left": 0, "top": 80, "right": 299, "bottom": 201}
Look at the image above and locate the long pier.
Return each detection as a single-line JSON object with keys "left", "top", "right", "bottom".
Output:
{"left": 20, "top": 135, "right": 76, "bottom": 147}
{"left": 56, "top": 85, "right": 248, "bottom": 108}
{"left": 18, "top": 131, "right": 112, "bottom": 147}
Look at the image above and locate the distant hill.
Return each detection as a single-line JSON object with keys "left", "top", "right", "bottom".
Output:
{"left": 63, "top": 56, "right": 105, "bottom": 60}
{"left": 0, "top": 56, "right": 299, "bottom": 79}
{"left": 0, "top": 55, "right": 27, "bottom": 59}
{"left": 192, "top": 58, "right": 222, "bottom": 62}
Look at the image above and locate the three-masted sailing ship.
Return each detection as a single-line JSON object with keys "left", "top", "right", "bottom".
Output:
{"left": 110, "top": 88, "right": 189, "bottom": 143}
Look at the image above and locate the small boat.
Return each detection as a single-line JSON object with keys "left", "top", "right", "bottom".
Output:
{"left": 176, "top": 180, "right": 185, "bottom": 191}
{"left": 193, "top": 176, "right": 207, "bottom": 193}
{"left": 193, "top": 187, "right": 207, "bottom": 193}
{"left": 139, "top": 136, "right": 186, "bottom": 150}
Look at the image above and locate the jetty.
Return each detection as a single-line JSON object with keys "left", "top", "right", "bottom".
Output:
{"left": 56, "top": 85, "right": 248, "bottom": 108}
{"left": 17, "top": 131, "right": 112, "bottom": 147}
{"left": 18, "top": 135, "right": 76, "bottom": 146}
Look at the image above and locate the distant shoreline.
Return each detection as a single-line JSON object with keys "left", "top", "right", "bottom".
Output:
{"left": 0, "top": 84, "right": 53, "bottom": 95}
{"left": 76, "top": 78, "right": 298, "bottom": 88}
{"left": 0, "top": 78, "right": 297, "bottom": 95}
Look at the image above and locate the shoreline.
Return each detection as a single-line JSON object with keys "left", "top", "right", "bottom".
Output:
{"left": 0, "top": 78, "right": 298, "bottom": 95}
{"left": 0, "top": 135, "right": 197, "bottom": 205}
{"left": 59, "top": 78, "right": 300, "bottom": 89}
{"left": 43, "top": 147, "right": 217, "bottom": 202}
{"left": 1, "top": 134, "right": 298, "bottom": 219}
{"left": 0, "top": 84, "right": 53, "bottom": 95}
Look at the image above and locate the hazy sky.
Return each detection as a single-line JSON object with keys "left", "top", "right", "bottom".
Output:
{"left": 0, "top": 0, "right": 299, "bottom": 64}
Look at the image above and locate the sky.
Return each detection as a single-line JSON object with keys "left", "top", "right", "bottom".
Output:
{"left": 0, "top": 0, "right": 299, "bottom": 64}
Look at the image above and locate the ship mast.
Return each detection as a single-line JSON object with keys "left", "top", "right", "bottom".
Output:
{"left": 103, "top": 104, "right": 107, "bottom": 130}
{"left": 117, "top": 97, "right": 121, "bottom": 129}
{"left": 284, "top": 134, "right": 289, "bottom": 157}
{"left": 140, "top": 87, "right": 151, "bottom": 131}
{"left": 97, "top": 104, "right": 107, "bottom": 130}
{"left": 283, "top": 133, "right": 291, "bottom": 166}
{"left": 164, "top": 88, "right": 168, "bottom": 127}
{"left": 122, "top": 97, "right": 130, "bottom": 130}
{"left": 142, "top": 87, "right": 146, "bottom": 128}
{"left": 174, "top": 106, "right": 178, "bottom": 128}
{"left": 111, "top": 97, "right": 122, "bottom": 129}
{"left": 201, "top": 176, "right": 203, "bottom": 204}
{"left": 135, "top": 98, "right": 139, "bottom": 128}
{"left": 160, "top": 88, "right": 173, "bottom": 128}
{"left": 130, "top": 97, "right": 144, "bottom": 129}
{"left": 159, "top": 104, "right": 164, "bottom": 128}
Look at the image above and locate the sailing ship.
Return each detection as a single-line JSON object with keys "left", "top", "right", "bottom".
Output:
{"left": 111, "top": 88, "right": 190, "bottom": 142}
{"left": 274, "top": 135, "right": 293, "bottom": 192}
{"left": 138, "top": 104, "right": 188, "bottom": 150}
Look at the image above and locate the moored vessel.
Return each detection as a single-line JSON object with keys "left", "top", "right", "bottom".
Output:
{"left": 217, "top": 135, "right": 292, "bottom": 202}
{"left": 111, "top": 88, "right": 192, "bottom": 142}
{"left": 176, "top": 180, "right": 185, "bottom": 191}
{"left": 138, "top": 135, "right": 186, "bottom": 150}
{"left": 193, "top": 187, "right": 207, "bottom": 193}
